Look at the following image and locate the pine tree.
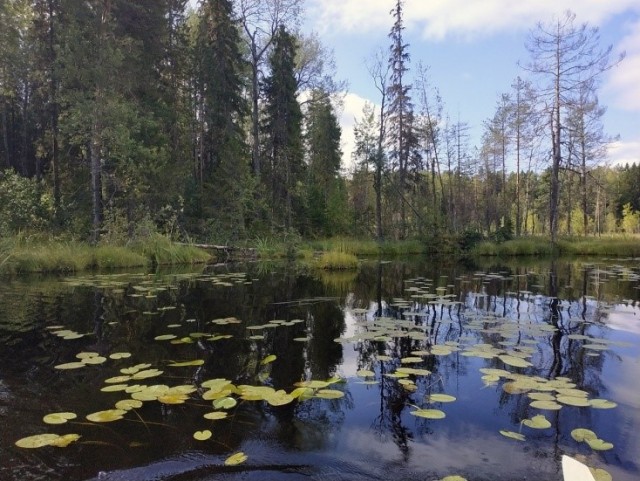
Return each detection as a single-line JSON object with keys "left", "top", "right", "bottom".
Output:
{"left": 261, "top": 26, "right": 303, "bottom": 231}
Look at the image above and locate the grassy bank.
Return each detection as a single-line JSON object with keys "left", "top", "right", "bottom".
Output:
{"left": 470, "top": 236, "right": 640, "bottom": 257}
{"left": 0, "top": 235, "right": 211, "bottom": 274}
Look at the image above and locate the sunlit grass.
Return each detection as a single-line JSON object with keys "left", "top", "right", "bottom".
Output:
{"left": 471, "top": 235, "right": 640, "bottom": 257}
{"left": 314, "top": 250, "right": 359, "bottom": 270}
{"left": 0, "top": 234, "right": 210, "bottom": 274}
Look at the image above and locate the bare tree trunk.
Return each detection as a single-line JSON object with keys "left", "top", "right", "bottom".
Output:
{"left": 90, "top": 118, "right": 103, "bottom": 244}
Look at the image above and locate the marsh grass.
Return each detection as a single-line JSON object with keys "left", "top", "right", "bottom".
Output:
{"left": 314, "top": 250, "right": 359, "bottom": 270}
{"left": 471, "top": 236, "right": 640, "bottom": 257}
{"left": 0, "top": 234, "right": 210, "bottom": 274}
{"left": 306, "top": 237, "right": 425, "bottom": 256}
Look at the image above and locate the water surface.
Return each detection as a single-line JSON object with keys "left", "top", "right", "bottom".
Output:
{"left": 0, "top": 258, "right": 638, "bottom": 481}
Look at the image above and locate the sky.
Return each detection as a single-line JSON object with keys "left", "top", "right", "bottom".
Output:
{"left": 302, "top": 0, "right": 640, "bottom": 171}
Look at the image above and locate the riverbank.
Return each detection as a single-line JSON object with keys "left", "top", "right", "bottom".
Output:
{"left": 2, "top": 234, "right": 639, "bottom": 274}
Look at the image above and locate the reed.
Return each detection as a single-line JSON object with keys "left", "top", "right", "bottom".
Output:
{"left": 314, "top": 250, "right": 359, "bottom": 270}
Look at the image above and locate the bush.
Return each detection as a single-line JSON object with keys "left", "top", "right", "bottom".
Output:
{"left": 0, "top": 170, "right": 53, "bottom": 235}
{"left": 458, "top": 230, "right": 485, "bottom": 252}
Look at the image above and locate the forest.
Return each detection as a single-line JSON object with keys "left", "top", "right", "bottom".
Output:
{"left": 1, "top": 0, "right": 639, "bottom": 249}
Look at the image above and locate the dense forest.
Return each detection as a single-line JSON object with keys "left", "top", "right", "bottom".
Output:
{"left": 0, "top": 0, "right": 638, "bottom": 246}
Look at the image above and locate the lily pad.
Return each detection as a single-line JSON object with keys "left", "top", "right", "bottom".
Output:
{"left": 522, "top": 414, "right": 551, "bottom": 429}
{"left": 203, "top": 411, "right": 228, "bottom": 420}
{"left": 86, "top": 409, "right": 127, "bottom": 423}
{"left": 410, "top": 408, "right": 446, "bottom": 419}
{"left": 167, "top": 360, "right": 205, "bottom": 367}
{"left": 356, "top": 369, "right": 375, "bottom": 378}
{"left": 225, "top": 452, "right": 248, "bottom": 466}
{"left": 48, "top": 433, "right": 81, "bottom": 447}
{"left": 265, "top": 390, "right": 295, "bottom": 406}
{"left": 15, "top": 433, "right": 63, "bottom": 449}
{"left": 42, "top": 412, "right": 77, "bottom": 425}
{"left": 589, "top": 399, "right": 617, "bottom": 409}
{"left": 571, "top": 428, "right": 598, "bottom": 442}
{"left": 115, "top": 399, "right": 143, "bottom": 410}
{"left": 193, "top": 430, "right": 212, "bottom": 441}
{"left": 54, "top": 362, "right": 86, "bottom": 370}
{"left": 154, "top": 334, "right": 177, "bottom": 341}
{"left": 590, "top": 468, "right": 613, "bottom": 481}
{"left": 213, "top": 397, "right": 237, "bottom": 410}
{"left": 260, "top": 354, "right": 277, "bottom": 365}
{"left": 530, "top": 400, "right": 562, "bottom": 410}
{"left": 109, "top": 352, "right": 132, "bottom": 360}
{"left": 500, "top": 430, "right": 525, "bottom": 441}
{"left": 586, "top": 438, "right": 614, "bottom": 451}
{"left": 427, "top": 394, "right": 457, "bottom": 403}
{"left": 315, "top": 389, "right": 345, "bottom": 399}
{"left": 499, "top": 355, "right": 532, "bottom": 368}
{"left": 441, "top": 476, "right": 468, "bottom": 481}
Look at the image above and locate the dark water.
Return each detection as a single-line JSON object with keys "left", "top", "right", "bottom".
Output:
{"left": 0, "top": 258, "right": 638, "bottom": 481}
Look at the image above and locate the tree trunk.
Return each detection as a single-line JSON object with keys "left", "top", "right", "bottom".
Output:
{"left": 250, "top": 54, "right": 260, "bottom": 177}
{"left": 90, "top": 117, "right": 104, "bottom": 244}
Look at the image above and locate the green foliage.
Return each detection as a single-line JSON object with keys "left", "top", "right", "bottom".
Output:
{"left": 621, "top": 203, "right": 640, "bottom": 234}
{"left": 0, "top": 170, "right": 53, "bottom": 235}
{"left": 314, "top": 251, "right": 359, "bottom": 270}
{"left": 458, "top": 229, "right": 485, "bottom": 252}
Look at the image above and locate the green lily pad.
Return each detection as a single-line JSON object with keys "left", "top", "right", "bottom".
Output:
{"left": 557, "top": 395, "right": 591, "bottom": 407}
{"left": 42, "top": 412, "right": 77, "bottom": 425}
{"left": 225, "top": 452, "right": 248, "bottom": 466}
{"left": 213, "top": 397, "right": 237, "bottom": 410}
{"left": 315, "top": 389, "right": 345, "bottom": 399}
{"left": 109, "top": 352, "right": 132, "bottom": 360}
{"left": 590, "top": 468, "right": 613, "bottom": 481}
{"left": 193, "top": 430, "right": 212, "bottom": 441}
{"left": 16, "top": 433, "right": 60, "bottom": 448}
{"left": 54, "top": 362, "right": 86, "bottom": 370}
{"left": 530, "top": 400, "right": 562, "bottom": 410}
{"left": 265, "top": 390, "right": 295, "bottom": 406}
{"left": 203, "top": 411, "right": 228, "bottom": 420}
{"left": 571, "top": 428, "right": 598, "bottom": 442}
{"left": 522, "top": 414, "right": 551, "bottom": 429}
{"left": 154, "top": 334, "right": 177, "bottom": 341}
{"left": 410, "top": 408, "right": 446, "bottom": 419}
{"left": 115, "top": 399, "right": 143, "bottom": 410}
{"left": 589, "top": 399, "right": 617, "bottom": 409}
{"left": 48, "top": 433, "right": 81, "bottom": 447}
{"left": 427, "top": 394, "right": 457, "bottom": 403}
{"left": 86, "top": 409, "right": 127, "bottom": 423}
{"left": 167, "top": 360, "right": 205, "bottom": 367}
{"left": 499, "top": 355, "right": 532, "bottom": 368}
{"left": 586, "top": 438, "right": 614, "bottom": 451}
{"left": 356, "top": 369, "right": 375, "bottom": 377}
{"left": 441, "top": 476, "right": 468, "bottom": 481}
{"left": 82, "top": 356, "right": 107, "bottom": 365}
{"left": 500, "top": 430, "right": 525, "bottom": 441}
{"left": 260, "top": 354, "right": 277, "bottom": 365}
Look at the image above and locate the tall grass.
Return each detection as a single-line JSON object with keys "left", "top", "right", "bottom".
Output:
{"left": 0, "top": 234, "right": 211, "bottom": 274}
{"left": 314, "top": 250, "right": 359, "bottom": 270}
{"left": 471, "top": 235, "right": 640, "bottom": 257}
{"left": 305, "top": 237, "right": 426, "bottom": 256}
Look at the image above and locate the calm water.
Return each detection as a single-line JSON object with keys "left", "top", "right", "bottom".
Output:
{"left": 0, "top": 258, "right": 638, "bottom": 481}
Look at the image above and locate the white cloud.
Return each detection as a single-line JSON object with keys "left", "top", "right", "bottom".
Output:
{"left": 608, "top": 139, "right": 640, "bottom": 166}
{"left": 339, "top": 92, "right": 378, "bottom": 171}
{"left": 309, "top": 0, "right": 640, "bottom": 40}
{"left": 606, "top": 19, "right": 640, "bottom": 111}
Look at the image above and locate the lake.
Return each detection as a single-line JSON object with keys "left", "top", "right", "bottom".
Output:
{"left": 0, "top": 257, "right": 638, "bottom": 481}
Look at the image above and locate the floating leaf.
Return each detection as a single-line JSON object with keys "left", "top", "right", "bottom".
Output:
{"left": 109, "top": 352, "right": 132, "bottom": 360}
{"left": 203, "top": 411, "right": 228, "bottom": 420}
{"left": 86, "top": 409, "right": 126, "bottom": 423}
{"left": 294, "top": 380, "right": 330, "bottom": 389}
{"left": 167, "top": 360, "right": 205, "bottom": 367}
{"left": 49, "top": 433, "right": 81, "bottom": 447}
{"left": 441, "top": 476, "right": 468, "bottom": 481}
{"left": 213, "top": 397, "right": 237, "bottom": 410}
{"left": 76, "top": 352, "right": 99, "bottom": 359}
{"left": 315, "top": 389, "right": 345, "bottom": 400}
{"left": 43, "top": 412, "right": 77, "bottom": 425}
{"left": 225, "top": 452, "right": 248, "bottom": 466}
{"left": 589, "top": 399, "right": 617, "bottom": 409}
{"left": 586, "top": 438, "right": 614, "bottom": 451}
{"left": 115, "top": 399, "right": 143, "bottom": 410}
{"left": 82, "top": 356, "right": 107, "bottom": 365}
{"left": 15, "top": 433, "right": 62, "bottom": 449}
{"left": 193, "top": 430, "right": 212, "bottom": 441}
{"left": 590, "top": 468, "right": 613, "bottom": 481}
{"left": 499, "top": 355, "right": 532, "bottom": 368}
{"left": 55, "top": 362, "right": 86, "bottom": 370}
{"left": 571, "top": 428, "right": 598, "bottom": 442}
{"left": 260, "top": 354, "right": 277, "bottom": 365}
{"left": 101, "top": 384, "right": 129, "bottom": 392}
{"left": 530, "top": 400, "right": 562, "bottom": 411}
{"left": 500, "top": 430, "right": 525, "bottom": 441}
{"left": 265, "top": 390, "right": 295, "bottom": 406}
{"left": 557, "top": 395, "right": 591, "bottom": 407}
{"left": 105, "top": 375, "right": 131, "bottom": 384}
{"left": 410, "top": 408, "right": 446, "bottom": 419}
{"left": 522, "top": 414, "right": 551, "bottom": 429}
{"left": 158, "top": 393, "right": 189, "bottom": 404}
{"left": 132, "top": 369, "right": 164, "bottom": 380}
{"left": 427, "top": 394, "right": 456, "bottom": 403}
{"left": 356, "top": 369, "right": 375, "bottom": 378}
{"left": 154, "top": 334, "right": 177, "bottom": 341}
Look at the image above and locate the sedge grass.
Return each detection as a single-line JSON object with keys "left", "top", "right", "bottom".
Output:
{"left": 314, "top": 250, "right": 359, "bottom": 270}
{"left": 471, "top": 235, "right": 640, "bottom": 257}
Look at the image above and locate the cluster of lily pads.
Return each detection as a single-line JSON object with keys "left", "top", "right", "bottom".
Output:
{"left": 15, "top": 347, "right": 346, "bottom": 465}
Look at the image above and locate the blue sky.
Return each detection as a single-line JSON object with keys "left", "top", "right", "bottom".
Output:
{"left": 304, "top": 0, "right": 640, "bottom": 170}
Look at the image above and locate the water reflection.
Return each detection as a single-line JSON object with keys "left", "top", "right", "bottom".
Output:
{"left": 0, "top": 258, "right": 638, "bottom": 481}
